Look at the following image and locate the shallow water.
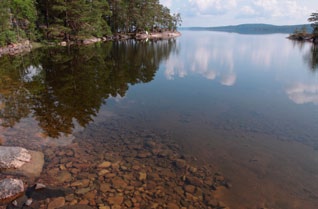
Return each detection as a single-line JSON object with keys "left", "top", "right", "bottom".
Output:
{"left": 1, "top": 31, "right": 318, "bottom": 208}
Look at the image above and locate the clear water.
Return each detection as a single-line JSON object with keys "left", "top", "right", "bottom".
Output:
{"left": 1, "top": 31, "right": 318, "bottom": 208}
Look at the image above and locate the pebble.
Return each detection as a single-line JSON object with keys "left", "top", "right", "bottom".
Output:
{"left": 47, "top": 197, "right": 65, "bottom": 209}
{"left": 138, "top": 172, "right": 147, "bottom": 181}
{"left": 107, "top": 195, "right": 124, "bottom": 205}
{"left": 71, "top": 179, "right": 90, "bottom": 187}
{"left": 75, "top": 188, "right": 90, "bottom": 195}
{"left": 34, "top": 183, "right": 46, "bottom": 190}
{"left": 11, "top": 200, "right": 18, "bottom": 206}
{"left": 184, "top": 185, "right": 196, "bottom": 194}
{"left": 56, "top": 171, "right": 72, "bottom": 183}
{"left": 24, "top": 198, "right": 33, "bottom": 206}
{"left": 97, "top": 161, "right": 112, "bottom": 168}
{"left": 174, "top": 159, "right": 187, "bottom": 169}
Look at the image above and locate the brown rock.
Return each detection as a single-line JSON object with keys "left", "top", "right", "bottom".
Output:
{"left": 75, "top": 188, "right": 91, "bottom": 195}
{"left": 60, "top": 206, "right": 93, "bottom": 209}
{"left": 124, "top": 199, "right": 133, "bottom": 207}
{"left": 104, "top": 173, "right": 116, "bottom": 178}
{"left": 186, "top": 176, "right": 203, "bottom": 187}
{"left": 71, "top": 179, "right": 90, "bottom": 187}
{"left": 79, "top": 199, "right": 89, "bottom": 205}
{"left": 84, "top": 190, "right": 96, "bottom": 199}
{"left": 48, "top": 197, "right": 65, "bottom": 209}
{"left": 111, "top": 177, "right": 128, "bottom": 189}
{"left": 137, "top": 151, "right": 152, "bottom": 158}
{"left": 98, "top": 169, "right": 110, "bottom": 176}
{"left": 174, "top": 159, "right": 187, "bottom": 169}
{"left": 188, "top": 166, "right": 198, "bottom": 173}
{"left": 184, "top": 185, "right": 196, "bottom": 194}
{"left": 107, "top": 195, "right": 124, "bottom": 205}
{"left": 138, "top": 172, "right": 147, "bottom": 181}
{"left": 167, "top": 203, "right": 180, "bottom": 209}
{"left": 97, "top": 161, "right": 112, "bottom": 168}
{"left": 57, "top": 171, "right": 72, "bottom": 183}
{"left": 99, "top": 183, "right": 111, "bottom": 193}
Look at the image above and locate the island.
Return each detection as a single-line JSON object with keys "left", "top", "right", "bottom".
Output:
{"left": 288, "top": 11, "right": 318, "bottom": 44}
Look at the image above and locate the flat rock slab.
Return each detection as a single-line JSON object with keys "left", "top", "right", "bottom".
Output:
{"left": 0, "top": 178, "right": 24, "bottom": 204}
{"left": 4, "top": 151, "right": 44, "bottom": 177}
{"left": 0, "top": 147, "right": 31, "bottom": 169}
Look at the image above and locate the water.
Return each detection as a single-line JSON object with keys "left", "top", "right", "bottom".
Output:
{"left": 1, "top": 31, "right": 318, "bottom": 208}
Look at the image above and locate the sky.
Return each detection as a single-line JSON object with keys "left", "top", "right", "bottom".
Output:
{"left": 159, "top": 0, "right": 318, "bottom": 27}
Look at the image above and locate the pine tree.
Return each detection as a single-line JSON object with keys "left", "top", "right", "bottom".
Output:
{"left": 0, "top": 0, "right": 37, "bottom": 46}
{"left": 0, "top": 1, "right": 13, "bottom": 46}
{"left": 308, "top": 11, "right": 318, "bottom": 34}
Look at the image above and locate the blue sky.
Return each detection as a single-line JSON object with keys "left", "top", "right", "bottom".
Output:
{"left": 160, "top": 0, "right": 318, "bottom": 27}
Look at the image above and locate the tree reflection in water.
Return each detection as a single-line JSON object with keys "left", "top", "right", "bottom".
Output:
{"left": 304, "top": 44, "right": 318, "bottom": 71}
{"left": 0, "top": 39, "right": 177, "bottom": 138}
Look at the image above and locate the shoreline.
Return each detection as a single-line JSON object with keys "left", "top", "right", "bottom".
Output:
{"left": 287, "top": 33, "right": 318, "bottom": 44}
{"left": 0, "top": 31, "right": 181, "bottom": 57}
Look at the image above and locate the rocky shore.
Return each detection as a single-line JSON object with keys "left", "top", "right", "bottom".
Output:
{"left": 288, "top": 33, "right": 318, "bottom": 44}
{"left": 0, "top": 40, "right": 32, "bottom": 57}
{"left": 0, "top": 122, "right": 230, "bottom": 209}
{"left": 0, "top": 31, "right": 181, "bottom": 57}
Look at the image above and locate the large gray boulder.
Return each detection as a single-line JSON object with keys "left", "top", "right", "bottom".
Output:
{"left": 0, "top": 147, "right": 31, "bottom": 169}
{"left": 0, "top": 178, "right": 24, "bottom": 204}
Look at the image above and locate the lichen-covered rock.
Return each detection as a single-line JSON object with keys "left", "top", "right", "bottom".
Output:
{"left": 0, "top": 179, "right": 24, "bottom": 204}
{"left": 0, "top": 147, "right": 31, "bottom": 169}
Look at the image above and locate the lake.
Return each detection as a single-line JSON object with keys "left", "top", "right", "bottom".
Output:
{"left": 1, "top": 31, "right": 318, "bottom": 209}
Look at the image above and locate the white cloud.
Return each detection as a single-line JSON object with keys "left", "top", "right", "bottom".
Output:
{"left": 160, "top": 0, "right": 172, "bottom": 8}
{"left": 240, "top": 5, "right": 257, "bottom": 17}
{"left": 235, "top": 0, "right": 309, "bottom": 21}
{"left": 188, "top": 0, "right": 237, "bottom": 14}
{"left": 160, "top": 0, "right": 317, "bottom": 26}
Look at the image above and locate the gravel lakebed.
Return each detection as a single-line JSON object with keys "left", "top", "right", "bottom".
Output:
{"left": 0, "top": 121, "right": 230, "bottom": 209}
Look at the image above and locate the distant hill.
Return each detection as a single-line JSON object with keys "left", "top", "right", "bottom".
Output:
{"left": 180, "top": 24, "right": 313, "bottom": 34}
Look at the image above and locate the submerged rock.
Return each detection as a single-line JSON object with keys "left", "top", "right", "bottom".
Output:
{"left": 0, "top": 147, "right": 31, "bottom": 169}
{"left": 0, "top": 178, "right": 24, "bottom": 204}
{"left": 3, "top": 150, "right": 44, "bottom": 178}
{"left": 18, "top": 151, "right": 44, "bottom": 177}
{"left": 47, "top": 197, "right": 65, "bottom": 209}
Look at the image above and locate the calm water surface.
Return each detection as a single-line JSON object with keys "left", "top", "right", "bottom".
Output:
{"left": 1, "top": 31, "right": 318, "bottom": 208}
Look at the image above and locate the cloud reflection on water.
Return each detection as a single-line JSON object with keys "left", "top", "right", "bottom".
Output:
{"left": 286, "top": 83, "right": 318, "bottom": 105}
{"left": 163, "top": 31, "right": 318, "bottom": 105}
{"left": 164, "top": 33, "right": 236, "bottom": 86}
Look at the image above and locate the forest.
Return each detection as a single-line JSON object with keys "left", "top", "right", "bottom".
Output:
{"left": 0, "top": 0, "right": 182, "bottom": 46}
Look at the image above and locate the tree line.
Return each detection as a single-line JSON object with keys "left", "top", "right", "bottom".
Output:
{"left": 0, "top": 0, "right": 182, "bottom": 46}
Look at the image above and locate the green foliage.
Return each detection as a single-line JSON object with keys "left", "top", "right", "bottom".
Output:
{"left": 0, "top": 0, "right": 181, "bottom": 45}
{"left": 0, "top": 0, "right": 37, "bottom": 46}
